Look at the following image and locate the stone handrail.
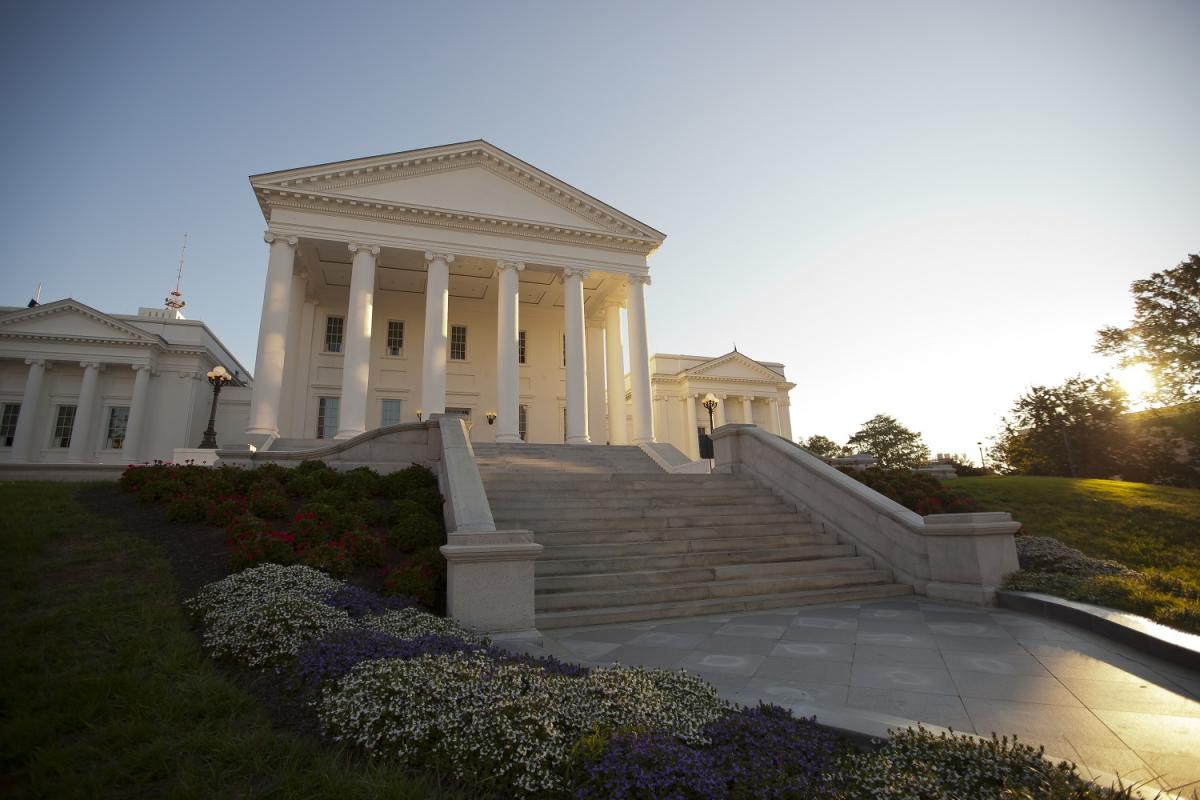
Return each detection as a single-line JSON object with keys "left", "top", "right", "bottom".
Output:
{"left": 712, "top": 424, "right": 1019, "bottom": 604}
{"left": 437, "top": 417, "right": 542, "bottom": 638}
{"left": 216, "top": 421, "right": 440, "bottom": 468}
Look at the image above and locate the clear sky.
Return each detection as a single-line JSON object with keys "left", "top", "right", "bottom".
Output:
{"left": 3, "top": 0, "right": 1197, "bottom": 460}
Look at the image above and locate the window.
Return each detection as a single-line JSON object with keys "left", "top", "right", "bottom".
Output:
{"left": 562, "top": 334, "right": 567, "bottom": 366}
{"left": 105, "top": 407, "right": 129, "bottom": 449}
{"left": 0, "top": 404, "right": 19, "bottom": 447}
{"left": 518, "top": 330, "right": 527, "bottom": 364}
{"left": 324, "top": 316, "right": 345, "bottom": 353}
{"left": 386, "top": 320, "right": 404, "bottom": 357}
{"left": 518, "top": 404, "right": 528, "bottom": 441}
{"left": 52, "top": 405, "right": 77, "bottom": 448}
{"left": 562, "top": 407, "right": 568, "bottom": 442}
{"left": 445, "top": 407, "right": 472, "bottom": 418}
{"left": 381, "top": 399, "right": 402, "bottom": 427}
{"left": 317, "top": 397, "right": 339, "bottom": 439}
{"left": 450, "top": 325, "right": 467, "bottom": 361}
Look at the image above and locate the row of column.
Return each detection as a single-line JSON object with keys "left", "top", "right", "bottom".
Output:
{"left": 679, "top": 392, "right": 785, "bottom": 459}
{"left": 9, "top": 359, "right": 152, "bottom": 463}
{"left": 248, "top": 232, "right": 655, "bottom": 445}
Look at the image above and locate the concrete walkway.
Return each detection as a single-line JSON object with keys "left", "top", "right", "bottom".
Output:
{"left": 513, "top": 597, "right": 1200, "bottom": 795}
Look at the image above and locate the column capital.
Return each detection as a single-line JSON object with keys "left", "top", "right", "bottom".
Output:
{"left": 562, "top": 266, "right": 591, "bottom": 281}
{"left": 604, "top": 295, "right": 624, "bottom": 310}
{"left": 131, "top": 363, "right": 159, "bottom": 376}
{"left": 24, "top": 358, "right": 48, "bottom": 368}
{"left": 424, "top": 251, "right": 455, "bottom": 265}
{"left": 347, "top": 242, "right": 381, "bottom": 257}
{"left": 80, "top": 361, "right": 104, "bottom": 371}
{"left": 264, "top": 231, "right": 298, "bottom": 248}
{"left": 628, "top": 274, "right": 651, "bottom": 287}
{"left": 496, "top": 259, "right": 525, "bottom": 273}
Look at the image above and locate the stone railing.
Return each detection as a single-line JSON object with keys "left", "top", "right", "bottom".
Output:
{"left": 712, "top": 424, "right": 1019, "bottom": 604}
{"left": 436, "top": 417, "right": 542, "bottom": 639}
{"left": 215, "top": 421, "right": 442, "bottom": 472}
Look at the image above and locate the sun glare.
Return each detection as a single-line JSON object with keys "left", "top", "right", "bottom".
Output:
{"left": 1116, "top": 364, "right": 1156, "bottom": 405}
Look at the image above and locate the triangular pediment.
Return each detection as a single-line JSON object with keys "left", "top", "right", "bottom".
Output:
{"left": 0, "top": 299, "right": 162, "bottom": 345}
{"left": 686, "top": 352, "right": 785, "bottom": 382}
{"left": 250, "top": 140, "right": 665, "bottom": 250}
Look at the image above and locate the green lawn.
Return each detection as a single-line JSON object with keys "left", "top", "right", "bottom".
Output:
{"left": 956, "top": 476, "right": 1200, "bottom": 632}
{"left": 0, "top": 482, "right": 456, "bottom": 800}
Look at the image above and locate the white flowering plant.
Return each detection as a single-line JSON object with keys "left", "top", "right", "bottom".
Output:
{"left": 361, "top": 606, "right": 484, "bottom": 643}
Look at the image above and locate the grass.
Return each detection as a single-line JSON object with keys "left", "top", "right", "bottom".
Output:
{"left": 956, "top": 476, "right": 1200, "bottom": 632}
{"left": 0, "top": 482, "right": 457, "bottom": 800}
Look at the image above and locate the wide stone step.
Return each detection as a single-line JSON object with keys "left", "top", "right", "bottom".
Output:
{"left": 487, "top": 493, "right": 782, "bottom": 511}
{"left": 539, "top": 534, "right": 840, "bottom": 560}
{"left": 492, "top": 501, "right": 794, "bottom": 524}
{"left": 535, "top": 543, "right": 856, "bottom": 575}
{"left": 479, "top": 473, "right": 751, "bottom": 487}
{"left": 484, "top": 484, "right": 764, "bottom": 501}
{"left": 535, "top": 570, "right": 897, "bottom": 611}
{"left": 536, "top": 555, "right": 875, "bottom": 592}
{"left": 530, "top": 522, "right": 821, "bottom": 547}
{"left": 500, "top": 510, "right": 805, "bottom": 533}
{"left": 535, "top": 583, "right": 915, "bottom": 629}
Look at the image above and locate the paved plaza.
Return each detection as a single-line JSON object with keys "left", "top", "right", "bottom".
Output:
{"left": 513, "top": 598, "right": 1200, "bottom": 795}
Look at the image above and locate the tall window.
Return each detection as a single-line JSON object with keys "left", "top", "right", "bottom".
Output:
{"left": 518, "top": 404, "right": 528, "bottom": 441}
{"left": 1, "top": 403, "right": 19, "bottom": 447}
{"left": 105, "top": 407, "right": 129, "bottom": 449}
{"left": 324, "top": 316, "right": 345, "bottom": 353}
{"left": 562, "top": 334, "right": 567, "bottom": 366}
{"left": 562, "top": 407, "right": 568, "bottom": 442}
{"left": 317, "top": 397, "right": 339, "bottom": 439}
{"left": 381, "top": 398, "right": 402, "bottom": 427}
{"left": 518, "top": 330, "right": 527, "bottom": 364}
{"left": 386, "top": 320, "right": 404, "bottom": 357}
{"left": 52, "top": 405, "right": 77, "bottom": 448}
{"left": 450, "top": 325, "right": 467, "bottom": 361}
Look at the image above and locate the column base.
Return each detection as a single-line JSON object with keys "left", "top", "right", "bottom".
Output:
{"left": 566, "top": 435, "right": 592, "bottom": 445}
{"left": 633, "top": 436, "right": 655, "bottom": 445}
{"left": 495, "top": 433, "right": 523, "bottom": 444}
{"left": 246, "top": 426, "right": 279, "bottom": 437}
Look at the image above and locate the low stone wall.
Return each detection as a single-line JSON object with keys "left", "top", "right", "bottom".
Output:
{"left": 712, "top": 424, "right": 1020, "bottom": 604}
{"left": 215, "top": 421, "right": 442, "bottom": 475}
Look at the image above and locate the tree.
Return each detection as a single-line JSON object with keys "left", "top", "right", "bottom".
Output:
{"left": 1096, "top": 254, "right": 1200, "bottom": 403}
{"left": 800, "top": 434, "right": 849, "bottom": 459}
{"left": 845, "top": 414, "right": 930, "bottom": 468}
{"left": 990, "top": 375, "right": 1129, "bottom": 477}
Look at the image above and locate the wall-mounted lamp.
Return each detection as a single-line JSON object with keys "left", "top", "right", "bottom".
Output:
{"left": 416, "top": 409, "right": 423, "bottom": 422}
{"left": 485, "top": 411, "right": 497, "bottom": 425}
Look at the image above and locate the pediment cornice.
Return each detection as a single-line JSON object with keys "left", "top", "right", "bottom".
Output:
{"left": 683, "top": 351, "right": 786, "bottom": 381}
{"left": 250, "top": 141, "right": 665, "bottom": 256}
{"left": 0, "top": 300, "right": 165, "bottom": 349}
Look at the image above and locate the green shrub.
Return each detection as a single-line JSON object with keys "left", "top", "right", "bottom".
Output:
{"left": 347, "top": 497, "right": 386, "bottom": 526}
{"left": 382, "top": 546, "right": 444, "bottom": 607}
{"left": 388, "top": 512, "right": 443, "bottom": 552}
{"left": 406, "top": 486, "right": 444, "bottom": 516}
{"left": 226, "top": 513, "right": 271, "bottom": 541}
{"left": 311, "top": 487, "right": 350, "bottom": 507}
{"left": 840, "top": 467, "right": 982, "bottom": 515}
{"left": 206, "top": 495, "right": 249, "bottom": 527}
{"left": 339, "top": 467, "right": 380, "bottom": 499}
{"left": 285, "top": 473, "right": 322, "bottom": 498}
{"left": 300, "top": 541, "right": 354, "bottom": 579}
{"left": 165, "top": 493, "right": 207, "bottom": 522}
{"left": 249, "top": 490, "right": 290, "bottom": 520}
{"left": 229, "top": 530, "right": 298, "bottom": 572}
{"left": 347, "top": 531, "right": 386, "bottom": 568}
{"left": 378, "top": 464, "right": 438, "bottom": 498}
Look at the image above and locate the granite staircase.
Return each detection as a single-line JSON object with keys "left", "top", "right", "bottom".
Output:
{"left": 473, "top": 443, "right": 911, "bottom": 629}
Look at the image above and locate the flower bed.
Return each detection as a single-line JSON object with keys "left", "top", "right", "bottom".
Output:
{"left": 121, "top": 460, "right": 447, "bottom": 607}
{"left": 837, "top": 466, "right": 982, "bottom": 515}
{"left": 182, "top": 565, "right": 1131, "bottom": 799}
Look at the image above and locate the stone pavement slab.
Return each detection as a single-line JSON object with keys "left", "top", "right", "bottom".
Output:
{"left": 532, "top": 597, "right": 1200, "bottom": 794}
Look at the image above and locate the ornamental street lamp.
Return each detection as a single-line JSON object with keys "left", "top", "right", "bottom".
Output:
{"left": 701, "top": 393, "right": 719, "bottom": 433}
{"left": 199, "top": 365, "right": 232, "bottom": 448}
{"left": 700, "top": 393, "right": 720, "bottom": 466}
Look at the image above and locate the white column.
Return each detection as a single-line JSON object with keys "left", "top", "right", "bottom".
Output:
{"left": 779, "top": 399, "right": 793, "bottom": 440}
{"left": 9, "top": 358, "right": 47, "bottom": 463}
{"left": 421, "top": 251, "right": 453, "bottom": 416}
{"left": 247, "top": 231, "right": 297, "bottom": 435}
{"left": 653, "top": 394, "right": 669, "bottom": 446}
{"left": 495, "top": 260, "right": 523, "bottom": 443}
{"left": 336, "top": 242, "right": 378, "bottom": 439}
{"left": 563, "top": 267, "right": 590, "bottom": 444}
{"left": 280, "top": 270, "right": 308, "bottom": 436}
{"left": 586, "top": 321, "right": 606, "bottom": 443}
{"left": 66, "top": 362, "right": 102, "bottom": 463}
{"left": 769, "top": 396, "right": 782, "bottom": 434}
{"left": 714, "top": 393, "right": 727, "bottom": 429}
{"left": 626, "top": 276, "right": 654, "bottom": 443}
{"left": 290, "top": 298, "right": 318, "bottom": 437}
{"left": 123, "top": 364, "right": 152, "bottom": 463}
{"left": 603, "top": 298, "right": 626, "bottom": 445}
{"left": 742, "top": 396, "right": 754, "bottom": 425}
{"left": 685, "top": 393, "right": 699, "bottom": 459}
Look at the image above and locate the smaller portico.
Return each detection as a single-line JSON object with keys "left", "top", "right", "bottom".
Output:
{"left": 646, "top": 351, "right": 796, "bottom": 460}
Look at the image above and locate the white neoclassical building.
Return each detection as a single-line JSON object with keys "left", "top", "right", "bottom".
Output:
{"left": 0, "top": 300, "right": 251, "bottom": 465}
{"left": 245, "top": 140, "right": 669, "bottom": 447}
{"left": 648, "top": 351, "right": 795, "bottom": 459}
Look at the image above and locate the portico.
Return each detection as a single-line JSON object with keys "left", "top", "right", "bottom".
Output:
{"left": 245, "top": 141, "right": 665, "bottom": 446}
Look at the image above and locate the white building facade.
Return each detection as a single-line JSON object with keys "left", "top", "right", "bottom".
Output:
{"left": 647, "top": 351, "right": 795, "bottom": 459}
{"left": 245, "top": 140, "right": 667, "bottom": 447}
{"left": 0, "top": 300, "right": 251, "bottom": 464}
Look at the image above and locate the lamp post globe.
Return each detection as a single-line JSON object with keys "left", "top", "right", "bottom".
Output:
{"left": 199, "top": 365, "right": 232, "bottom": 449}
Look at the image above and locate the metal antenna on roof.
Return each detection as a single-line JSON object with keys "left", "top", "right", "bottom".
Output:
{"left": 165, "top": 233, "right": 188, "bottom": 311}
{"left": 27, "top": 281, "right": 42, "bottom": 308}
